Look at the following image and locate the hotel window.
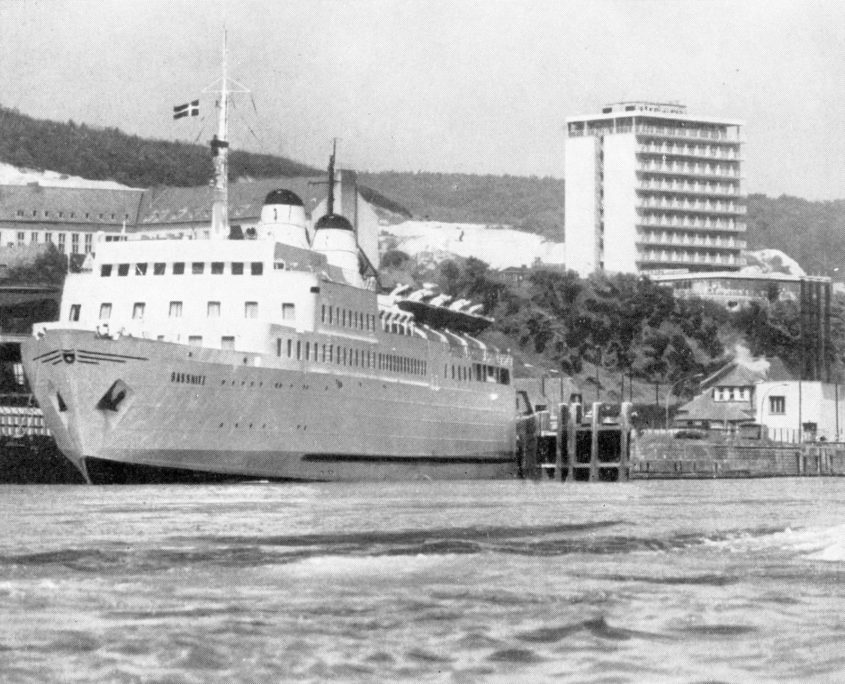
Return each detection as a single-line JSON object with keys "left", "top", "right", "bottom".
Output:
{"left": 231, "top": 262, "right": 244, "bottom": 275}
{"left": 45, "top": 232, "right": 53, "bottom": 243}
{"left": 287, "top": 339, "right": 292, "bottom": 358}
{"left": 251, "top": 262, "right": 263, "bottom": 275}
{"left": 84, "top": 234, "right": 92, "bottom": 253}
{"left": 221, "top": 337, "right": 235, "bottom": 350}
{"left": 281, "top": 303, "right": 295, "bottom": 321}
{"left": 188, "top": 336, "right": 202, "bottom": 346}
{"left": 135, "top": 263, "right": 147, "bottom": 276}
{"left": 207, "top": 301, "right": 221, "bottom": 318}
{"left": 58, "top": 234, "right": 66, "bottom": 252}
{"left": 169, "top": 301, "right": 183, "bottom": 318}
{"left": 117, "top": 263, "right": 129, "bottom": 276}
{"left": 100, "top": 265, "right": 112, "bottom": 277}
{"left": 172, "top": 262, "right": 185, "bottom": 275}
{"left": 71, "top": 233, "right": 80, "bottom": 254}
{"left": 153, "top": 263, "right": 166, "bottom": 275}
{"left": 31, "top": 231, "right": 38, "bottom": 244}
{"left": 69, "top": 304, "right": 81, "bottom": 322}
{"left": 321, "top": 305, "right": 326, "bottom": 323}
{"left": 99, "top": 303, "right": 111, "bottom": 320}
{"left": 192, "top": 262, "right": 204, "bottom": 275}
{"left": 244, "top": 302, "right": 258, "bottom": 319}
{"left": 17, "top": 232, "right": 25, "bottom": 246}
{"left": 132, "top": 302, "right": 145, "bottom": 320}
{"left": 769, "top": 396, "right": 786, "bottom": 415}
{"left": 211, "top": 262, "right": 224, "bottom": 274}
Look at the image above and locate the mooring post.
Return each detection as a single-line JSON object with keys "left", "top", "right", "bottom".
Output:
{"left": 567, "top": 403, "right": 580, "bottom": 482}
{"left": 590, "top": 402, "right": 601, "bottom": 481}
{"left": 619, "top": 401, "right": 632, "bottom": 482}
{"left": 524, "top": 414, "right": 539, "bottom": 480}
{"left": 556, "top": 403, "right": 567, "bottom": 482}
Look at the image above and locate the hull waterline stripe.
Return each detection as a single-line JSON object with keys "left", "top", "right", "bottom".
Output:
{"left": 302, "top": 454, "right": 513, "bottom": 465}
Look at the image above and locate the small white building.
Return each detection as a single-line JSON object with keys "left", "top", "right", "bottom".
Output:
{"left": 756, "top": 381, "right": 845, "bottom": 443}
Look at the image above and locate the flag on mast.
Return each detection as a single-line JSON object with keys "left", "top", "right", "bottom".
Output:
{"left": 173, "top": 100, "right": 200, "bottom": 119}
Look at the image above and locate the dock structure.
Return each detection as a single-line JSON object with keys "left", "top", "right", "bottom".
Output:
{"left": 517, "top": 402, "right": 633, "bottom": 481}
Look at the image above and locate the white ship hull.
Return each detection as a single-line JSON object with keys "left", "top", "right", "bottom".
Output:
{"left": 22, "top": 329, "right": 517, "bottom": 483}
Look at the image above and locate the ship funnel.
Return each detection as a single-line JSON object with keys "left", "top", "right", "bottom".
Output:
{"left": 259, "top": 189, "right": 309, "bottom": 248}
{"left": 311, "top": 213, "right": 361, "bottom": 285}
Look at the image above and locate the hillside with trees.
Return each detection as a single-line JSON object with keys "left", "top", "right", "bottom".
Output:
{"left": 0, "top": 106, "right": 319, "bottom": 188}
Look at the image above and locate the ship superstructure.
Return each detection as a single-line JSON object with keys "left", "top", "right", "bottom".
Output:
{"left": 20, "top": 40, "right": 516, "bottom": 483}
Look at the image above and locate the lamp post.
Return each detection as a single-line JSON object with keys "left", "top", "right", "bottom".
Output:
{"left": 665, "top": 373, "right": 703, "bottom": 430}
{"left": 758, "top": 383, "right": 788, "bottom": 441}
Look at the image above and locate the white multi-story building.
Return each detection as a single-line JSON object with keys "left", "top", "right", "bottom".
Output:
{"left": 564, "top": 101, "right": 745, "bottom": 276}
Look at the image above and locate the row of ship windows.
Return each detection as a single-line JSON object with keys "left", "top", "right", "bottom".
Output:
{"left": 320, "top": 305, "right": 376, "bottom": 332}
{"left": 101, "top": 261, "right": 266, "bottom": 277}
{"left": 273, "top": 337, "right": 509, "bottom": 384}
{"left": 14, "top": 210, "right": 131, "bottom": 220}
{"left": 276, "top": 338, "right": 428, "bottom": 377}
{"left": 68, "top": 301, "right": 297, "bottom": 321}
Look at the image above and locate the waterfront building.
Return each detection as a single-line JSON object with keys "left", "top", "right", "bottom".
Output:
{"left": 0, "top": 171, "right": 380, "bottom": 269}
{"left": 565, "top": 101, "right": 745, "bottom": 276}
{"left": 651, "top": 271, "right": 831, "bottom": 311}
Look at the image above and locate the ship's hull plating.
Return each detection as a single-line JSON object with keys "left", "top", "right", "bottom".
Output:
{"left": 22, "top": 330, "right": 517, "bottom": 483}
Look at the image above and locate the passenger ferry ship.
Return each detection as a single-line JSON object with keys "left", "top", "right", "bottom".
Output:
{"left": 20, "top": 40, "right": 516, "bottom": 484}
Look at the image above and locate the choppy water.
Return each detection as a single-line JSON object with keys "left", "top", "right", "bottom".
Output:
{"left": 0, "top": 479, "right": 843, "bottom": 682}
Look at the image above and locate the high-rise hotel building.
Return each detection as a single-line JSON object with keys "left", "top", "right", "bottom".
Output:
{"left": 564, "top": 102, "right": 745, "bottom": 276}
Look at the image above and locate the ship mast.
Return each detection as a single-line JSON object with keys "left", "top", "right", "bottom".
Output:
{"left": 209, "top": 30, "right": 230, "bottom": 239}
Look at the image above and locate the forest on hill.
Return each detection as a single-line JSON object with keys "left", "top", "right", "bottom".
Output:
{"left": 0, "top": 106, "right": 319, "bottom": 187}
{"left": 393, "top": 255, "right": 845, "bottom": 402}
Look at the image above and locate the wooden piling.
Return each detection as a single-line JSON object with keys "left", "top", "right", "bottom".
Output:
{"left": 567, "top": 403, "right": 580, "bottom": 482}
{"left": 590, "top": 402, "right": 601, "bottom": 481}
{"left": 556, "top": 404, "right": 567, "bottom": 482}
{"left": 619, "top": 402, "right": 632, "bottom": 482}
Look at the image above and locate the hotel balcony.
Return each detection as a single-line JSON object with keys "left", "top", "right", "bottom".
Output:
{"left": 636, "top": 249, "right": 746, "bottom": 269}
{"left": 636, "top": 233, "right": 747, "bottom": 250}
{"left": 634, "top": 126, "right": 742, "bottom": 145}
{"left": 637, "top": 143, "right": 742, "bottom": 162}
{"left": 638, "top": 161, "right": 742, "bottom": 179}
{"left": 637, "top": 197, "right": 746, "bottom": 215}
{"left": 637, "top": 179, "right": 741, "bottom": 197}
{"left": 636, "top": 216, "right": 746, "bottom": 232}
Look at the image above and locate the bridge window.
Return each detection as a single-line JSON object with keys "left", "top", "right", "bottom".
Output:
{"left": 251, "top": 262, "right": 263, "bottom": 275}
{"left": 169, "top": 301, "right": 183, "bottom": 318}
{"left": 189, "top": 336, "right": 202, "bottom": 346}
{"left": 211, "top": 262, "right": 224, "bottom": 274}
{"left": 172, "top": 262, "right": 185, "bottom": 275}
{"left": 132, "top": 302, "right": 145, "bottom": 320}
{"left": 282, "top": 303, "right": 295, "bottom": 321}
{"left": 207, "top": 301, "right": 221, "bottom": 318}
{"left": 101, "top": 265, "right": 112, "bottom": 277}
{"left": 117, "top": 263, "right": 129, "bottom": 276}
{"left": 135, "top": 263, "right": 147, "bottom": 276}
{"left": 222, "top": 336, "right": 235, "bottom": 350}
{"left": 231, "top": 262, "right": 244, "bottom": 275}
{"left": 244, "top": 301, "right": 258, "bottom": 319}
{"left": 69, "top": 304, "right": 81, "bottom": 322}
{"left": 192, "top": 262, "right": 204, "bottom": 275}
{"left": 153, "top": 263, "right": 166, "bottom": 275}
{"left": 98, "top": 303, "right": 112, "bottom": 320}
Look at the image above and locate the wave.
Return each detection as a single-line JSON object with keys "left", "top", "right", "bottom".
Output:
{"left": 0, "top": 522, "right": 802, "bottom": 572}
